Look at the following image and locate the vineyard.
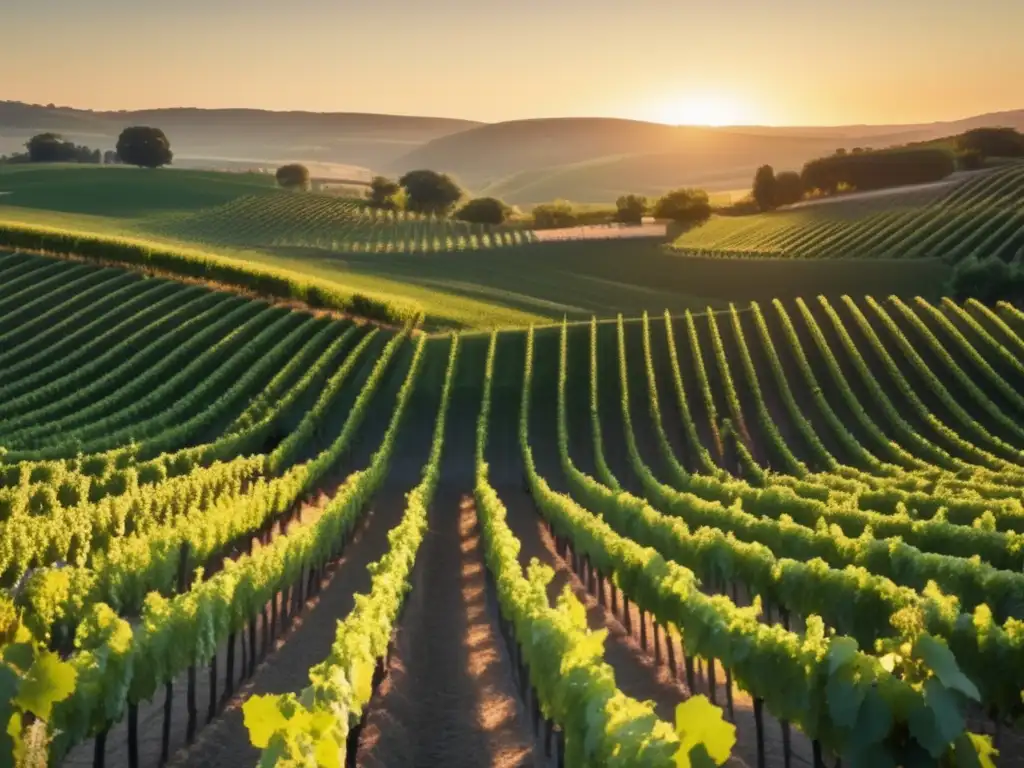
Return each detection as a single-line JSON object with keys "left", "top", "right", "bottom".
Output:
{"left": 673, "top": 164, "right": 1024, "bottom": 261}
{"left": 3, "top": 247, "right": 1023, "bottom": 767}
{"left": 150, "top": 194, "right": 535, "bottom": 253}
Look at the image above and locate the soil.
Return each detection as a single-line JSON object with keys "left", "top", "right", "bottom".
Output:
{"left": 532, "top": 223, "right": 668, "bottom": 242}
{"left": 357, "top": 363, "right": 539, "bottom": 767}
{"left": 356, "top": 492, "right": 538, "bottom": 768}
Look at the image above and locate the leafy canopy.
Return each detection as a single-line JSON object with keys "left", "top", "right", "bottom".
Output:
{"left": 398, "top": 169, "right": 463, "bottom": 216}
{"left": 276, "top": 164, "right": 311, "bottom": 191}
{"left": 115, "top": 126, "right": 173, "bottom": 169}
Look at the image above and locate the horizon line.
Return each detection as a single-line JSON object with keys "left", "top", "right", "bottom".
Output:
{"left": 5, "top": 99, "right": 1023, "bottom": 132}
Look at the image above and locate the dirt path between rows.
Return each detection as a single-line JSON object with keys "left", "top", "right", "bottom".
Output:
{"left": 357, "top": 491, "right": 537, "bottom": 768}
{"left": 357, "top": 356, "right": 540, "bottom": 768}
{"left": 532, "top": 223, "right": 667, "bottom": 241}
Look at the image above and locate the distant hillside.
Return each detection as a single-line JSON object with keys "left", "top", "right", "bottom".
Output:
{"left": 471, "top": 131, "right": 883, "bottom": 204}
{"left": 0, "top": 101, "right": 479, "bottom": 175}
{"left": 392, "top": 111, "right": 1024, "bottom": 204}
{"left": 3, "top": 101, "right": 1022, "bottom": 204}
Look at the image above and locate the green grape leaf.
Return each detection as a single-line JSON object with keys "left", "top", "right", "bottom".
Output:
{"left": 907, "top": 704, "right": 945, "bottom": 758}
{"left": 852, "top": 687, "right": 892, "bottom": 747}
{"left": 914, "top": 636, "right": 980, "bottom": 701}
{"left": 1, "top": 643, "right": 34, "bottom": 673}
{"left": 0, "top": 666, "right": 19, "bottom": 713}
{"left": 243, "top": 694, "right": 292, "bottom": 749}
{"left": 826, "top": 636, "right": 859, "bottom": 675}
{"left": 674, "top": 695, "right": 736, "bottom": 767}
{"left": 845, "top": 743, "right": 897, "bottom": 768}
{"left": 256, "top": 733, "right": 291, "bottom": 768}
{"left": 923, "top": 678, "right": 965, "bottom": 746}
{"left": 953, "top": 732, "right": 999, "bottom": 768}
{"left": 685, "top": 743, "right": 718, "bottom": 768}
{"left": 15, "top": 651, "right": 76, "bottom": 721}
{"left": 4, "top": 711, "right": 23, "bottom": 768}
{"left": 826, "top": 675, "right": 865, "bottom": 730}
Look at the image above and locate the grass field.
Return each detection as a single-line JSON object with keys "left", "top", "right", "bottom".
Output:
{"left": 0, "top": 164, "right": 954, "bottom": 330}
{"left": 674, "top": 163, "right": 1024, "bottom": 262}
{"left": 1, "top": 251, "right": 1017, "bottom": 767}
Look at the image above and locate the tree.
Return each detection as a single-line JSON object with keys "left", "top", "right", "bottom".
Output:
{"left": 115, "top": 126, "right": 173, "bottom": 168}
{"left": 949, "top": 254, "right": 1017, "bottom": 303}
{"left": 103, "top": 150, "right": 119, "bottom": 165}
{"left": 275, "top": 164, "right": 311, "bottom": 191}
{"left": 25, "top": 133, "right": 67, "bottom": 163}
{"left": 752, "top": 165, "right": 777, "bottom": 211}
{"left": 614, "top": 194, "right": 647, "bottom": 224}
{"left": 957, "top": 127, "right": 1024, "bottom": 159}
{"left": 398, "top": 169, "right": 463, "bottom": 216}
{"left": 652, "top": 188, "right": 711, "bottom": 225}
{"left": 801, "top": 147, "right": 954, "bottom": 195}
{"left": 774, "top": 171, "right": 803, "bottom": 206}
{"left": 24, "top": 133, "right": 101, "bottom": 163}
{"left": 532, "top": 200, "right": 577, "bottom": 229}
{"left": 368, "top": 175, "right": 401, "bottom": 209}
{"left": 455, "top": 197, "right": 509, "bottom": 225}
{"left": 956, "top": 149, "right": 985, "bottom": 171}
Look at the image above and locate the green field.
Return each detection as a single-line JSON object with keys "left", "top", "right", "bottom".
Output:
{"left": 0, "top": 165, "right": 953, "bottom": 330}
{"left": 674, "top": 163, "right": 1024, "bottom": 261}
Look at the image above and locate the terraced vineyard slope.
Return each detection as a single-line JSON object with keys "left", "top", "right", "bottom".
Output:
{"left": 674, "top": 164, "right": 1024, "bottom": 262}
{"left": 150, "top": 194, "right": 535, "bottom": 253}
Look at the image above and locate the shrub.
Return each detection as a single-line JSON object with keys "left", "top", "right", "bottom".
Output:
{"left": 367, "top": 176, "right": 401, "bottom": 209}
{"left": 455, "top": 197, "right": 509, "bottom": 225}
{"left": 956, "top": 150, "right": 985, "bottom": 171}
{"left": 614, "top": 194, "right": 647, "bottom": 224}
{"left": 652, "top": 188, "right": 712, "bottom": 225}
{"left": 531, "top": 200, "right": 577, "bottom": 229}
{"left": 949, "top": 254, "right": 1024, "bottom": 303}
{"left": 957, "top": 127, "right": 1024, "bottom": 159}
{"left": 276, "top": 164, "right": 311, "bottom": 191}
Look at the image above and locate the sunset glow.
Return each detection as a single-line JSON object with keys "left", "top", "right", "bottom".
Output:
{"left": 651, "top": 94, "right": 750, "bottom": 127}
{"left": 0, "top": 0, "right": 1020, "bottom": 126}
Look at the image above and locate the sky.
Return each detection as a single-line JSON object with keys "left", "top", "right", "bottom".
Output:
{"left": 3, "top": 0, "right": 1022, "bottom": 127}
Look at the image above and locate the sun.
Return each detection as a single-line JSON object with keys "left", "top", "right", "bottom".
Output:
{"left": 653, "top": 94, "right": 747, "bottom": 127}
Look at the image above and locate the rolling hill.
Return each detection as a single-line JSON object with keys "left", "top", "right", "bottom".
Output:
{"left": 0, "top": 101, "right": 480, "bottom": 176}
{"left": 3, "top": 100, "right": 1022, "bottom": 205}
{"left": 0, "top": 164, "right": 952, "bottom": 330}
{"left": 390, "top": 112, "right": 1024, "bottom": 204}
{"left": 672, "top": 163, "right": 1024, "bottom": 263}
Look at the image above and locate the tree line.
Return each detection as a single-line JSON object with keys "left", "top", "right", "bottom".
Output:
{"left": 0, "top": 127, "right": 173, "bottom": 168}
{"left": 361, "top": 171, "right": 714, "bottom": 229}
{"left": 749, "top": 126, "right": 1024, "bottom": 212}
